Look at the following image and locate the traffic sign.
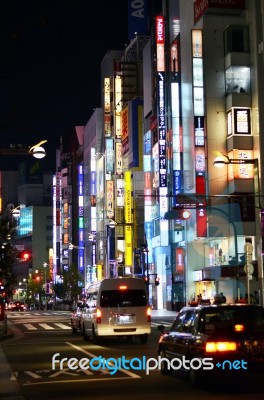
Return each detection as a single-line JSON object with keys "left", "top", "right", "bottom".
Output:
{"left": 244, "top": 263, "right": 254, "bottom": 275}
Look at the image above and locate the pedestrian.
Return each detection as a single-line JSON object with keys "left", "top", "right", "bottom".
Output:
{"left": 220, "top": 292, "right": 226, "bottom": 303}
{"left": 253, "top": 290, "right": 259, "bottom": 305}
{"left": 197, "top": 294, "right": 202, "bottom": 304}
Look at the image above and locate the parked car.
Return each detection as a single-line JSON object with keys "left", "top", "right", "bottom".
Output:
{"left": 71, "top": 305, "right": 84, "bottom": 333}
{"left": 5, "top": 302, "right": 13, "bottom": 310}
{"left": 157, "top": 304, "right": 264, "bottom": 387}
{"left": 9, "top": 301, "right": 27, "bottom": 311}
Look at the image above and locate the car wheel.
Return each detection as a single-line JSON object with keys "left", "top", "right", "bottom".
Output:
{"left": 159, "top": 350, "right": 171, "bottom": 375}
{"left": 72, "top": 325, "right": 77, "bottom": 334}
{"left": 82, "top": 324, "right": 89, "bottom": 341}
{"left": 189, "top": 368, "right": 203, "bottom": 388}
{"left": 92, "top": 325, "right": 100, "bottom": 344}
{"left": 139, "top": 334, "right": 148, "bottom": 344}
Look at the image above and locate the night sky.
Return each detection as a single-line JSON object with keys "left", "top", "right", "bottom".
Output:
{"left": 0, "top": 0, "right": 128, "bottom": 169}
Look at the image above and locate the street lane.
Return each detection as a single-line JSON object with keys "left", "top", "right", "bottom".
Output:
{"left": 1, "top": 311, "right": 263, "bottom": 400}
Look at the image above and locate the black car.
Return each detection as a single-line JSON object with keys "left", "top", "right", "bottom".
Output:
{"left": 9, "top": 301, "right": 27, "bottom": 311}
{"left": 157, "top": 304, "right": 264, "bottom": 387}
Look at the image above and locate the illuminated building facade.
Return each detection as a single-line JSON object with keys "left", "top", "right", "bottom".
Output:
{"left": 51, "top": 0, "right": 264, "bottom": 308}
{"left": 140, "top": 0, "right": 264, "bottom": 308}
{"left": 53, "top": 130, "right": 85, "bottom": 290}
{"left": 100, "top": 47, "right": 147, "bottom": 281}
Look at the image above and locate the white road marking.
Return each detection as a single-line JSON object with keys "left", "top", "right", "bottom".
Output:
{"left": 23, "top": 324, "right": 38, "bottom": 330}
{"left": 54, "top": 323, "right": 71, "bottom": 330}
{"left": 39, "top": 323, "right": 55, "bottom": 330}
{"left": 66, "top": 341, "right": 140, "bottom": 378}
{"left": 24, "top": 371, "right": 42, "bottom": 378}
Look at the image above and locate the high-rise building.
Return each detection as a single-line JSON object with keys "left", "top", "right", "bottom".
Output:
{"left": 0, "top": 158, "right": 53, "bottom": 302}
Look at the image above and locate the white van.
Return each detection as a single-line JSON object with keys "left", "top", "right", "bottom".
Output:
{"left": 80, "top": 277, "right": 151, "bottom": 344}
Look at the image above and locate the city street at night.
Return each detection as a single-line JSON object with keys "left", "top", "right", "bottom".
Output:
{"left": 1, "top": 1, "right": 264, "bottom": 398}
{"left": 1, "top": 310, "right": 263, "bottom": 400}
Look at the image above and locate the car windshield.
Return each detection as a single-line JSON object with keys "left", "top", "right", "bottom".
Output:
{"left": 203, "top": 306, "right": 264, "bottom": 333}
{"left": 100, "top": 289, "right": 147, "bottom": 307}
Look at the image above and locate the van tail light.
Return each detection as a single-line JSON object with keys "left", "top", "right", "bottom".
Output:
{"left": 206, "top": 341, "right": 237, "bottom": 353}
{"left": 234, "top": 324, "right": 244, "bottom": 332}
{"left": 96, "top": 308, "right": 102, "bottom": 324}
{"left": 147, "top": 306, "right": 151, "bottom": 323}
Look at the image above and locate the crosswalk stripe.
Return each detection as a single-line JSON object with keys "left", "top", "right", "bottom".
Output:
{"left": 39, "top": 323, "right": 55, "bottom": 330}
{"left": 23, "top": 324, "right": 38, "bottom": 330}
{"left": 20, "top": 321, "right": 171, "bottom": 331}
{"left": 151, "top": 322, "right": 171, "bottom": 328}
{"left": 54, "top": 323, "right": 71, "bottom": 330}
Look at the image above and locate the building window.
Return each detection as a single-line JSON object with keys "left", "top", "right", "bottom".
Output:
{"left": 224, "top": 26, "right": 249, "bottom": 54}
{"left": 225, "top": 66, "right": 250, "bottom": 95}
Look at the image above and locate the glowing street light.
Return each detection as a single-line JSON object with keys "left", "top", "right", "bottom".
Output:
{"left": 0, "top": 140, "right": 48, "bottom": 158}
{"left": 213, "top": 151, "right": 263, "bottom": 306}
{"left": 108, "top": 219, "right": 133, "bottom": 228}
{"left": 68, "top": 242, "right": 87, "bottom": 291}
{"left": 29, "top": 140, "right": 48, "bottom": 159}
{"left": 213, "top": 152, "right": 258, "bottom": 168}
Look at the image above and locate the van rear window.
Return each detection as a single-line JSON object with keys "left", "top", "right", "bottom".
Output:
{"left": 100, "top": 289, "right": 147, "bottom": 307}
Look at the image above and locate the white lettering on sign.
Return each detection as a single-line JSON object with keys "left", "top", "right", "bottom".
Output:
{"left": 131, "top": 0, "right": 145, "bottom": 18}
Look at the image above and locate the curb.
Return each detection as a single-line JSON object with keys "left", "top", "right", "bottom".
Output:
{"left": 0, "top": 321, "right": 26, "bottom": 399}
{"left": 0, "top": 343, "right": 25, "bottom": 400}
{"left": 0, "top": 330, "right": 15, "bottom": 342}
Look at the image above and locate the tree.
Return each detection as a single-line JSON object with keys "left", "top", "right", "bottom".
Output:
{"left": 53, "top": 281, "right": 67, "bottom": 301}
{"left": 54, "top": 263, "right": 84, "bottom": 305}
{"left": 0, "top": 216, "right": 17, "bottom": 300}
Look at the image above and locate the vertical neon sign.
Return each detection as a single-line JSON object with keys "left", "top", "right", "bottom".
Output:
{"left": 156, "top": 15, "right": 168, "bottom": 244}
{"left": 78, "top": 164, "right": 84, "bottom": 274}
{"left": 192, "top": 29, "right": 207, "bottom": 237}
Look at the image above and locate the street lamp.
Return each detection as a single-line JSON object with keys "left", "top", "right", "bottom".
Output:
{"left": 108, "top": 219, "right": 134, "bottom": 277}
{"left": 43, "top": 262, "right": 48, "bottom": 310}
{"left": 213, "top": 152, "right": 260, "bottom": 206}
{"left": 140, "top": 240, "right": 150, "bottom": 297}
{"left": 213, "top": 155, "right": 258, "bottom": 167}
{"left": 108, "top": 219, "right": 133, "bottom": 229}
{"left": 213, "top": 152, "right": 263, "bottom": 306}
{"left": 88, "top": 233, "right": 97, "bottom": 283}
{"left": 0, "top": 140, "right": 48, "bottom": 158}
{"left": 29, "top": 140, "right": 48, "bottom": 159}
{"left": 68, "top": 242, "right": 87, "bottom": 292}
{"left": 108, "top": 219, "right": 133, "bottom": 228}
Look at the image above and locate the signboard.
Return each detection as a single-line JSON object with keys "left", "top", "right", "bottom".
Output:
{"left": 234, "top": 108, "right": 251, "bottom": 135}
{"left": 176, "top": 193, "right": 206, "bottom": 206}
{"left": 128, "top": 0, "right": 148, "bottom": 40}
{"left": 194, "top": 0, "right": 246, "bottom": 24}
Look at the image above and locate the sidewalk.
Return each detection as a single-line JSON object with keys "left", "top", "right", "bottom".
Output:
{"left": 0, "top": 319, "right": 26, "bottom": 400}
{"left": 0, "top": 346, "right": 25, "bottom": 400}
